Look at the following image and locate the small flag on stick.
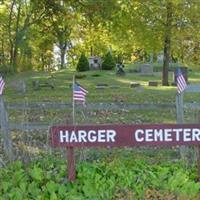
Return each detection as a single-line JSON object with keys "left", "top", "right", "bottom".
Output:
{"left": 0, "top": 76, "right": 5, "bottom": 95}
{"left": 177, "top": 68, "right": 187, "bottom": 94}
{"left": 73, "top": 82, "right": 88, "bottom": 104}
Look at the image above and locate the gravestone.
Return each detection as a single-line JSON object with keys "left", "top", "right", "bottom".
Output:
{"left": 173, "top": 67, "right": 188, "bottom": 85}
{"left": 89, "top": 56, "right": 101, "bottom": 70}
{"left": 140, "top": 64, "right": 153, "bottom": 76}
{"left": 130, "top": 82, "right": 140, "bottom": 88}
{"left": 109, "top": 85, "right": 120, "bottom": 89}
{"left": 148, "top": 81, "right": 158, "bottom": 86}
{"left": 9, "top": 80, "right": 26, "bottom": 94}
{"left": 116, "top": 63, "right": 125, "bottom": 76}
{"left": 96, "top": 83, "right": 108, "bottom": 89}
{"left": 32, "top": 80, "right": 54, "bottom": 90}
{"left": 157, "top": 54, "right": 164, "bottom": 63}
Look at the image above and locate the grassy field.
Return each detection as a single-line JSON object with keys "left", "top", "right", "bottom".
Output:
{"left": 1, "top": 67, "right": 200, "bottom": 199}
{"left": 3, "top": 66, "right": 200, "bottom": 125}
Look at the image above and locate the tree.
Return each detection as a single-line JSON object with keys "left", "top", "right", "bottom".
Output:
{"left": 76, "top": 53, "right": 89, "bottom": 72}
{"left": 102, "top": 51, "right": 116, "bottom": 70}
{"left": 6, "top": 0, "right": 47, "bottom": 71}
{"left": 75, "top": 0, "right": 119, "bottom": 57}
{"left": 46, "top": 0, "right": 79, "bottom": 69}
{"left": 110, "top": 0, "right": 200, "bottom": 85}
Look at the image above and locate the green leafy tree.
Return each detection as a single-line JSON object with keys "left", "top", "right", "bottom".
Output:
{"left": 102, "top": 52, "right": 116, "bottom": 70}
{"left": 111, "top": 0, "right": 200, "bottom": 85}
{"left": 76, "top": 53, "right": 89, "bottom": 72}
{"left": 46, "top": 0, "right": 79, "bottom": 69}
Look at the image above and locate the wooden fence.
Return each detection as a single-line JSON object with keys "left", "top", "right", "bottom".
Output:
{"left": 0, "top": 101, "right": 176, "bottom": 162}
{"left": 1, "top": 84, "right": 200, "bottom": 162}
{"left": 176, "top": 84, "right": 200, "bottom": 163}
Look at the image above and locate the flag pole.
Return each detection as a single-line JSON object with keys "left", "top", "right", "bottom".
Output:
{"left": 72, "top": 75, "right": 75, "bottom": 124}
{"left": 67, "top": 75, "right": 76, "bottom": 182}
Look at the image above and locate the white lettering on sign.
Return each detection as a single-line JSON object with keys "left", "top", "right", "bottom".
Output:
{"left": 192, "top": 129, "right": 200, "bottom": 141}
{"left": 183, "top": 129, "right": 191, "bottom": 142}
{"left": 60, "top": 130, "right": 68, "bottom": 142}
{"left": 146, "top": 129, "right": 153, "bottom": 142}
{"left": 154, "top": 129, "right": 163, "bottom": 141}
{"left": 88, "top": 130, "right": 96, "bottom": 142}
{"left": 134, "top": 128, "right": 200, "bottom": 142}
{"left": 59, "top": 129, "right": 116, "bottom": 143}
{"left": 173, "top": 129, "right": 182, "bottom": 141}
{"left": 164, "top": 129, "right": 172, "bottom": 141}
{"left": 135, "top": 129, "right": 144, "bottom": 142}
{"left": 79, "top": 130, "right": 87, "bottom": 142}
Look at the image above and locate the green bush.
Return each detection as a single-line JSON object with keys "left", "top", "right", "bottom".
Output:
{"left": 76, "top": 53, "right": 89, "bottom": 72}
{"left": 1, "top": 155, "right": 200, "bottom": 200}
{"left": 75, "top": 73, "right": 87, "bottom": 79}
{"left": 0, "top": 64, "right": 14, "bottom": 75}
{"left": 102, "top": 52, "right": 116, "bottom": 70}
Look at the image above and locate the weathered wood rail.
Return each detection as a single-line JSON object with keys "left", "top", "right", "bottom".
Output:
{"left": 3, "top": 101, "right": 200, "bottom": 133}
{"left": 1, "top": 101, "right": 177, "bottom": 161}
{"left": 6, "top": 103, "right": 176, "bottom": 131}
{"left": 6, "top": 102, "right": 176, "bottom": 110}
{"left": 1, "top": 84, "right": 200, "bottom": 162}
{"left": 6, "top": 102, "right": 200, "bottom": 111}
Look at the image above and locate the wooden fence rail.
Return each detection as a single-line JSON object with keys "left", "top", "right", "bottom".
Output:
{"left": 6, "top": 102, "right": 176, "bottom": 110}
{"left": 6, "top": 102, "right": 200, "bottom": 111}
{"left": 2, "top": 85, "right": 200, "bottom": 162}
{"left": 1, "top": 102, "right": 177, "bottom": 161}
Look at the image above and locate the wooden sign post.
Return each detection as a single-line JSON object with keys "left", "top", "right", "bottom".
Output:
{"left": 51, "top": 124, "right": 200, "bottom": 182}
{"left": 0, "top": 96, "right": 13, "bottom": 161}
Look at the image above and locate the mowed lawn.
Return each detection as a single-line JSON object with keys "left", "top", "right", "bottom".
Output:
{"left": 3, "top": 67, "right": 200, "bottom": 124}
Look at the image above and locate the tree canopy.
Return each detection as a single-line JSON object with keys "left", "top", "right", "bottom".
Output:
{"left": 0, "top": 0, "right": 199, "bottom": 84}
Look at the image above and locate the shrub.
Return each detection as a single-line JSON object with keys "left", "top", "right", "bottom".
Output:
{"left": 102, "top": 52, "right": 116, "bottom": 70}
{"left": 0, "top": 64, "right": 14, "bottom": 75}
{"left": 76, "top": 53, "right": 89, "bottom": 72}
{"left": 75, "top": 73, "right": 87, "bottom": 79}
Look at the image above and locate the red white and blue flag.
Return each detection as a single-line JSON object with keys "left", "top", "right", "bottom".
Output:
{"left": 73, "top": 82, "right": 88, "bottom": 104}
{"left": 177, "top": 68, "right": 187, "bottom": 94}
{"left": 0, "top": 76, "right": 5, "bottom": 95}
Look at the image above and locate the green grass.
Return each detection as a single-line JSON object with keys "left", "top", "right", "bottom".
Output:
{"left": 2, "top": 67, "right": 200, "bottom": 199}
{"left": 3, "top": 67, "right": 200, "bottom": 124}
{"left": 4, "top": 69, "right": 174, "bottom": 103}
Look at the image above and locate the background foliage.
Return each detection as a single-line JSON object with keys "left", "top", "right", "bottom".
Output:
{"left": 101, "top": 51, "right": 116, "bottom": 70}
{"left": 1, "top": 151, "right": 200, "bottom": 200}
{"left": 76, "top": 53, "right": 90, "bottom": 72}
{"left": 0, "top": 0, "right": 199, "bottom": 74}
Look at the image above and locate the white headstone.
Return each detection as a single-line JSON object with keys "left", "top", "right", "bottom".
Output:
{"left": 140, "top": 64, "right": 153, "bottom": 76}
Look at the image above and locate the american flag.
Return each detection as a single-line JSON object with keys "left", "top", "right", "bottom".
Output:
{"left": 0, "top": 76, "right": 5, "bottom": 95}
{"left": 73, "top": 82, "right": 88, "bottom": 104}
{"left": 177, "top": 68, "right": 187, "bottom": 94}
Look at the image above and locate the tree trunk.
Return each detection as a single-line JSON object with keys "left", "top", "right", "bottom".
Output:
{"left": 0, "top": 39, "right": 5, "bottom": 65}
{"left": 60, "top": 47, "right": 66, "bottom": 69}
{"left": 162, "top": 36, "right": 170, "bottom": 86}
{"left": 162, "top": 1, "right": 173, "bottom": 86}
{"left": 90, "top": 46, "right": 93, "bottom": 56}
{"left": 8, "top": 0, "right": 15, "bottom": 67}
{"left": 12, "top": 2, "right": 22, "bottom": 71}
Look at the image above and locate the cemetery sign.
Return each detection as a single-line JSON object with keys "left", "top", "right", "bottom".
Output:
{"left": 51, "top": 123, "right": 200, "bottom": 182}
{"left": 51, "top": 124, "right": 200, "bottom": 147}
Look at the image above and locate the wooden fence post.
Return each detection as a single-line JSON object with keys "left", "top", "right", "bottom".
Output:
{"left": 176, "top": 93, "right": 187, "bottom": 160}
{"left": 176, "top": 93, "right": 184, "bottom": 124}
{"left": 198, "top": 146, "right": 200, "bottom": 182}
{"left": 0, "top": 96, "right": 13, "bottom": 161}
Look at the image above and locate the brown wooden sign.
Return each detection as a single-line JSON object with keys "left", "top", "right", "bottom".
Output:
{"left": 51, "top": 124, "right": 200, "bottom": 147}
{"left": 50, "top": 124, "right": 200, "bottom": 182}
